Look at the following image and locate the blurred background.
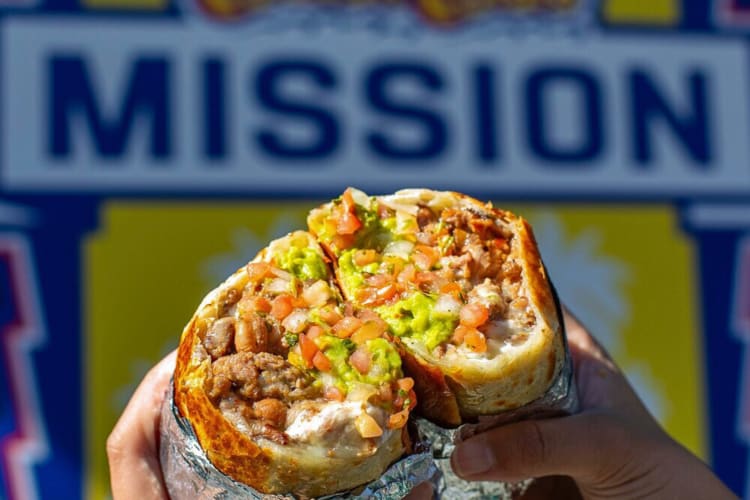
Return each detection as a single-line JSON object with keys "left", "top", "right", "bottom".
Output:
{"left": 0, "top": 0, "right": 749, "bottom": 498}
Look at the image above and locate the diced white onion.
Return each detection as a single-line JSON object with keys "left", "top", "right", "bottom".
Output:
{"left": 266, "top": 278, "right": 291, "bottom": 294}
{"left": 302, "top": 280, "right": 331, "bottom": 308}
{"left": 270, "top": 267, "right": 294, "bottom": 280}
{"left": 347, "top": 382, "right": 378, "bottom": 403}
{"left": 378, "top": 197, "right": 419, "bottom": 215}
{"left": 434, "top": 294, "right": 462, "bottom": 316}
{"left": 384, "top": 240, "right": 414, "bottom": 260}
{"left": 349, "top": 188, "right": 371, "bottom": 208}
{"left": 282, "top": 310, "right": 308, "bottom": 333}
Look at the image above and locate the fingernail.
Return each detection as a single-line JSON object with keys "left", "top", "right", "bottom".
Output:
{"left": 452, "top": 440, "right": 494, "bottom": 477}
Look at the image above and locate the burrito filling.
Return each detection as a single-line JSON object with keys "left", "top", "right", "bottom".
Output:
{"left": 201, "top": 231, "right": 416, "bottom": 451}
{"left": 308, "top": 188, "right": 537, "bottom": 358}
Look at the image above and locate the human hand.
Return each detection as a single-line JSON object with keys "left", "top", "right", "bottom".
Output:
{"left": 106, "top": 350, "right": 176, "bottom": 500}
{"left": 450, "top": 309, "right": 737, "bottom": 499}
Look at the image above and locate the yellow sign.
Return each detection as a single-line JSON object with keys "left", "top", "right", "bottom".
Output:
{"left": 603, "top": 0, "right": 681, "bottom": 26}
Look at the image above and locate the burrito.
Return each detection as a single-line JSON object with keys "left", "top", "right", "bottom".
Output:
{"left": 173, "top": 188, "right": 565, "bottom": 496}
{"left": 174, "top": 231, "right": 412, "bottom": 497}
{"left": 307, "top": 188, "right": 565, "bottom": 427}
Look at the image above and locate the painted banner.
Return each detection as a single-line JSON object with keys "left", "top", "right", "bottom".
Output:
{"left": 1, "top": 0, "right": 749, "bottom": 498}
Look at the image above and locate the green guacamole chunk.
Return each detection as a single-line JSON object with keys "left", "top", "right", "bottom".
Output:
{"left": 377, "top": 293, "right": 458, "bottom": 351}
{"left": 276, "top": 246, "right": 327, "bottom": 281}
{"left": 338, "top": 249, "right": 367, "bottom": 294}
{"left": 353, "top": 204, "right": 393, "bottom": 251}
{"left": 315, "top": 335, "right": 402, "bottom": 392}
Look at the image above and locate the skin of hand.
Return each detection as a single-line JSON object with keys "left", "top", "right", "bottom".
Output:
{"left": 106, "top": 350, "right": 176, "bottom": 500}
{"left": 448, "top": 310, "right": 738, "bottom": 499}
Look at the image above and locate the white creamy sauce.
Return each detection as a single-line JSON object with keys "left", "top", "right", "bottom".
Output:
{"left": 285, "top": 400, "right": 389, "bottom": 456}
{"left": 285, "top": 401, "right": 363, "bottom": 441}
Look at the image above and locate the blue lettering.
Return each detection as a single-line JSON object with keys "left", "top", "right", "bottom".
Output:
{"left": 203, "top": 57, "right": 227, "bottom": 161}
{"left": 48, "top": 55, "right": 170, "bottom": 160}
{"left": 630, "top": 69, "right": 711, "bottom": 167}
{"left": 526, "top": 67, "right": 603, "bottom": 164}
{"left": 255, "top": 60, "right": 339, "bottom": 160}
{"left": 474, "top": 64, "right": 500, "bottom": 165}
{"left": 365, "top": 62, "right": 448, "bottom": 161}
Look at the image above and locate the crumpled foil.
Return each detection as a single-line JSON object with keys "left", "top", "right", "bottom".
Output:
{"left": 159, "top": 388, "right": 439, "bottom": 499}
{"left": 160, "top": 283, "right": 578, "bottom": 499}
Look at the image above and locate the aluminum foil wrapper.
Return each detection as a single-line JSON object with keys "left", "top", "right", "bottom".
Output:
{"left": 159, "top": 387, "right": 438, "bottom": 499}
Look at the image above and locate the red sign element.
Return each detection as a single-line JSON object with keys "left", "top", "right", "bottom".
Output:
{"left": 0, "top": 235, "right": 48, "bottom": 500}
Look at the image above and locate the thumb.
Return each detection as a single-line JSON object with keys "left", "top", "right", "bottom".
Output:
{"left": 451, "top": 412, "right": 633, "bottom": 484}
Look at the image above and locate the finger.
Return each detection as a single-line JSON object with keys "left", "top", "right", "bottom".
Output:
{"left": 451, "top": 413, "right": 630, "bottom": 484}
{"left": 107, "top": 350, "right": 177, "bottom": 500}
{"left": 518, "top": 476, "right": 582, "bottom": 500}
{"left": 403, "top": 482, "right": 434, "bottom": 500}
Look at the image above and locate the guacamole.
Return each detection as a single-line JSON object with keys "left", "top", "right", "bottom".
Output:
{"left": 377, "top": 293, "right": 458, "bottom": 351}
{"left": 276, "top": 246, "right": 328, "bottom": 281}
{"left": 314, "top": 335, "right": 402, "bottom": 393}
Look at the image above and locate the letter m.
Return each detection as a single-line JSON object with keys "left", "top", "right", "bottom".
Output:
{"left": 48, "top": 56, "right": 170, "bottom": 159}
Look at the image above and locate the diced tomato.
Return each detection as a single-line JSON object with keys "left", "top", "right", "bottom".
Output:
{"left": 395, "top": 388, "right": 417, "bottom": 411}
{"left": 460, "top": 303, "right": 490, "bottom": 328}
{"left": 349, "top": 348, "right": 372, "bottom": 374}
{"left": 337, "top": 211, "right": 362, "bottom": 235}
{"left": 356, "top": 309, "right": 382, "bottom": 323}
{"left": 452, "top": 325, "right": 471, "bottom": 344}
{"left": 332, "top": 316, "right": 363, "bottom": 338}
{"left": 253, "top": 297, "right": 272, "bottom": 313}
{"left": 440, "top": 282, "right": 462, "bottom": 298}
{"left": 493, "top": 237, "right": 508, "bottom": 250}
{"left": 299, "top": 333, "right": 318, "bottom": 369}
{"left": 317, "top": 306, "right": 343, "bottom": 326}
{"left": 412, "top": 251, "right": 433, "bottom": 271}
{"left": 353, "top": 249, "right": 378, "bottom": 267}
{"left": 366, "top": 273, "right": 391, "bottom": 288}
{"left": 332, "top": 234, "right": 355, "bottom": 251}
{"left": 238, "top": 296, "right": 271, "bottom": 315}
{"left": 360, "top": 284, "right": 398, "bottom": 306}
{"left": 376, "top": 284, "right": 398, "bottom": 302}
{"left": 306, "top": 325, "right": 324, "bottom": 340}
{"left": 397, "top": 264, "right": 416, "bottom": 286}
{"left": 324, "top": 386, "right": 345, "bottom": 402}
{"left": 464, "top": 329, "right": 487, "bottom": 353}
{"left": 351, "top": 321, "right": 384, "bottom": 344}
{"left": 414, "top": 245, "right": 440, "bottom": 269}
{"left": 292, "top": 295, "right": 309, "bottom": 308}
{"left": 397, "top": 377, "right": 414, "bottom": 392}
{"left": 246, "top": 262, "right": 271, "bottom": 282}
{"left": 415, "top": 272, "right": 438, "bottom": 291}
{"left": 270, "top": 294, "right": 294, "bottom": 321}
{"left": 313, "top": 350, "right": 332, "bottom": 372}
{"left": 377, "top": 202, "right": 391, "bottom": 219}
{"left": 388, "top": 410, "right": 409, "bottom": 429}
